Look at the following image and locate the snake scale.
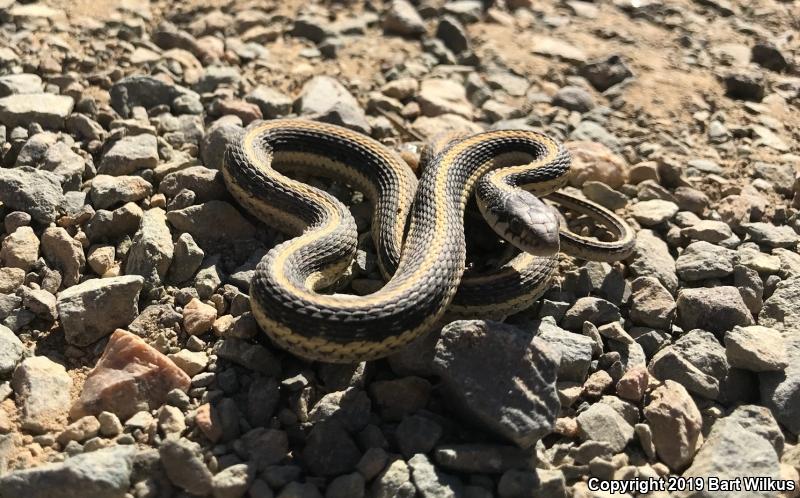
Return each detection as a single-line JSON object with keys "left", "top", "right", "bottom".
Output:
{"left": 223, "top": 119, "right": 634, "bottom": 362}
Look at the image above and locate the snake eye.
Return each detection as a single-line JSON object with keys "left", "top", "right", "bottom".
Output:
{"left": 509, "top": 217, "right": 523, "bottom": 233}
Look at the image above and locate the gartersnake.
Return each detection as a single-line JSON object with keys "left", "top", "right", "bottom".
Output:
{"left": 223, "top": 119, "right": 634, "bottom": 362}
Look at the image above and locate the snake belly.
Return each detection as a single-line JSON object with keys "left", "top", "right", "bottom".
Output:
{"left": 223, "top": 119, "right": 572, "bottom": 362}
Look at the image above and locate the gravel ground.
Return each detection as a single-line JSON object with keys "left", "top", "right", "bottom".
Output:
{"left": 0, "top": 0, "right": 798, "bottom": 497}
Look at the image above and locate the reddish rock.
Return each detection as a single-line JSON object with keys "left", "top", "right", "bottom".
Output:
{"left": 71, "top": 329, "right": 191, "bottom": 420}
{"left": 566, "top": 141, "right": 628, "bottom": 188}
{"left": 616, "top": 365, "right": 649, "bottom": 401}
{"left": 195, "top": 403, "right": 222, "bottom": 443}
{"left": 209, "top": 99, "right": 262, "bottom": 124}
{"left": 183, "top": 298, "right": 217, "bottom": 336}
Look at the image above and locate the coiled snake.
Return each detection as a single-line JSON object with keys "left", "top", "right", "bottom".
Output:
{"left": 223, "top": 119, "right": 633, "bottom": 362}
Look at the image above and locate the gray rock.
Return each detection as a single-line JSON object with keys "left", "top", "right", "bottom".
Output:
{"left": 760, "top": 330, "right": 800, "bottom": 435}
{"left": 579, "top": 55, "right": 634, "bottom": 91}
{"left": 561, "top": 297, "right": 621, "bottom": 330}
{"left": 436, "top": 16, "right": 469, "bottom": 54}
{"left": 168, "top": 233, "right": 205, "bottom": 284}
{"left": 85, "top": 202, "right": 143, "bottom": 243}
{"left": 576, "top": 403, "right": 634, "bottom": 453}
{"left": 214, "top": 338, "right": 280, "bottom": 376}
{"left": 383, "top": 0, "right": 426, "bottom": 37}
{"left": 741, "top": 222, "right": 800, "bottom": 249}
{"left": 0, "top": 324, "right": 24, "bottom": 374}
{"left": 194, "top": 66, "right": 242, "bottom": 93}
{"left": 0, "top": 73, "right": 43, "bottom": 97}
{"left": 725, "top": 325, "right": 788, "bottom": 372}
{"left": 125, "top": 208, "right": 174, "bottom": 289}
{"left": 0, "top": 167, "right": 66, "bottom": 223}
{"left": 734, "top": 264, "right": 763, "bottom": 315}
{"left": 99, "top": 134, "right": 159, "bottom": 176}
{"left": 532, "top": 320, "right": 594, "bottom": 382}
{"left": 371, "top": 458, "right": 416, "bottom": 498}
{"left": 395, "top": 414, "right": 443, "bottom": 458}
{"left": 676, "top": 241, "right": 737, "bottom": 281}
{"left": 434, "top": 444, "right": 530, "bottom": 474}
{"left": 212, "top": 463, "right": 253, "bottom": 498}
{"left": 581, "top": 181, "right": 628, "bottom": 210}
{"left": 630, "top": 199, "right": 679, "bottom": 226}
{"left": 41, "top": 227, "right": 85, "bottom": 288}
{"left": 11, "top": 356, "right": 72, "bottom": 434}
{"left": 0, "top": 93, "right": 74, "bottom": 129}
{"left": 245, "top": 86, "right": 293, "bottom": 119}
{"left": 166, "top": 201, "right": 256, "bottom": 245}
{"left": 552, "top": 85, "right": 595, "bottom": 113}
{"left": 110, "top": 75, "right": 195, "bottom": 118}
{"left": 0, "top": 446, "right": 136, "bottom": 498}
{"left": 408, "top": 453, "right": 463, "bottom": 498}
{"left": 727, "top": 404, "right": 784, "bottom": 454}
{"left": 432, "top": 320, "right": 560, "bottom": 448}
{"left": 418, "top": 78, "right": 473, "bottom": 119}
{"left": 201, "top": 121, "right": 242, "bottom": 170}
{"left": 90, "top": 175, "right": 152, "bottom": 209}
{"left": 159, "top": 438, "right": 213, "bottom": 496}
{"left": 676, "top": 286, "right": 754, "bottom": 337}
{"left": 303, "top": 421, "right": 362, "bottom": 477}
{"left": 680, "top": 220, "right": 735, "bottom": 244}
{"left": 498, "top": 469, "right": 566, "bottom": 498}
{"left": 326, "top": 473, "right": 364, "bottom": 498}
{"left": 308, "top": 388, "right": 371, "bottom": 433}
{"left": 56, "top": 275, "right": 144, "bottom": 346}
{"left": 629, "top": 229, "right": 678, "bottom": 292}
{"left": 1, "top": 225, "right": 39, "bottom": 271}
{"left": 569, "top": 121, "right": 621, "bottom": 150}
{"left": 675, "top": 413, "right": 780, "bottom": 497}
{"left": 649, "top": 329, "right": 728, "bottom": 399}
{"left": 629, "top": 276, "right": 676, "bottom": 329}
{"left": 159, "top": 166, "right": 227, "bottom": 203}
{"left": 295, "top": 76, "right": 371, "bottom": 134}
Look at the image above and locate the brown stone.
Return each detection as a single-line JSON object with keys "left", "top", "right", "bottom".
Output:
{"left": 195, "top": 403, "right": 222, "bottom": 443}
{"left": 616, "top": 365, "right": 649, "bottom": 402}
{"left": 566, "top": 141, "right": 628, "bottom": 188}
{"left": 183, "top": 298, "right": 217, "bottom": 335}
{"left": 643, "top": 380, "right": 702, "bottom": 472}
{"left": 71, "top": 329, "right": 191, "bottom": 420}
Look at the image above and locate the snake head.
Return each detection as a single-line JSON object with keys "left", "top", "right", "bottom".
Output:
{"left": 481, "top": 190, "right": 560, "bottom": 256}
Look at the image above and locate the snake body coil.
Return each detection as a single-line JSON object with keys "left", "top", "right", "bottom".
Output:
{"left": 223, "top": 119, "right": 633, "bottom": 362}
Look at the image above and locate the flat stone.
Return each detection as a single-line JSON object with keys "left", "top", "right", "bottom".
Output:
{"left": 433, "top": 444, "right": 530, "bottom": 474}
{"left": 0, "top": 167, "right": 66, "bottom": 224}
{"left": 531, "top": 320, "right": 594, "bottom": 382}
{"left": 0, "top": 93, "right": 74, "bottom": 129}
{"left": 630, "top": 199, "right": 679, "bottom": 226}
{"left": 417, "top": 79, "right": 473, "bottom": 119}
{"left": 676, "top": 241, "right": 737, "bottom": 281}
{"left": 71, "top": 329, "right": 191, "bottom": 420}
{"left": 0, "top": 73, "right": 43, "bottom": 97}
{"left": 649, "top": 329, "right": 729, "bottom": 400}
{"left": 295, "top": 76, "right": 371, "bottom": 134}
{"left": 643, "top": 380, "right": 702, "bottom": 472}
{"left": 629, "top": 276, "right": 676, "bottom": 329}
{"left": 160, "top": 438, "right": 213, "bottom": 496}
{"left": 245, "top": 85, "right": 293, "bottom": 119}
{"left": 12, "top": 356, "right": 72, "bottom": 434}
{"left": 741, "top": 222, "right": 800, "bottom": 249}
{"left": 412, "top": 114, "right": 482, "bottom": 137}
{"left": 0, "top": 446, "right": 136, "bottom": 498}
{"left": 432, "top": 320, "right": 560, "bottom": 448}
{"left": 532, "top": 36, "right": 587, "bottom": 63}
{"left": 166, "top": 201, "right": 256, "bottom": 245}
{"left": 57, "top": 276, "right": 143, "bottom": 346}
{"left": 576, "top": 403, "right": 634, "bottom": 453}
{"left": 629, "top": 229, "right": 678, "bottom": 292}
{"left": 99, "top": 134, "right": 159, "bottom": 176}
{"left": 89, "top": 175, "right": 152, "bottom": 210}
{"left": 725, "top": 325, "right": 788, "bottom": 372}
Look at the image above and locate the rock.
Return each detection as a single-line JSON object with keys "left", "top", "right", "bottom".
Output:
{"left": 327, "top": 473, "right": 365, "bottom": 498}
{"left": 760, "top": 328, "right": 800, "bottom": 434}
{"left": 531, "top": 36, "right": 587, "bottom": 64}
{"left": 676, "top": 413, "right": 780, "bottom": 498}
{"left": 552, "top": 86, "right": 594, "bottom": 113}
{"left": 725, "top": 325, "right": 788, "bottom": 372}
{"left": 408, "top": 453, "right": 462, "bottom": 498}
{"left": 751, "top": 42, "right": 791, "bottom": 72}
{"left": 71, "top": 329, "right": 191, "bottom": 420}
{"left": 4, "top": 211, "right": 32, "bottom": 233}
{"left": 245, "top": 86, "right": 292, "bottom": 119}
{"left": 22, "top": 288, "right": 57, "bottom": 321}
{"left": 160, "top": 438, "right": 213, "bottom": 496}
{"left": 371, "top": 458, "right": 416, "bottom": 498}
{"left": 308, "top": 388, "right": 371, "bottom": 433}
{"left": 576, "top": 403, "right": 634, "bottom": 453}
{"left": 57, "top": 415, "right": 100, "bottom": 445}
{"left": 562, "top": 297, "right": 621, "bottom": 330}
{"left": 98, "top": 411, "right": 123, "bottom": 437}
{"left": 41, "top": 227, "right": 84, "bottom": 288}
{"left": 168, "top": 349, "right": 208, "bottom": 377}
{"left": 303, "top": 421, "right": 362, "bottom": 477}
{"left": 417, "top": 79, "right": 473, "bottom": 119}
{"left": 649, "top": 329, "right": 728, "bottom": 399}
{"left": 110, "top": 75, "right": 193, "bottom": 117}
{"left": 579, "top": 55, "right": 633, "bottom": 91}
{"left": 0, "top": 324, "right": 23, "bottom": 374}
{"left": 383, "top": 0, "right": 426, "bottom": 37}
{"left": 369, "top": 376, "right": 431, "bottom": 421}
{"left": 395, "top": 414, "right": 443, "bottom": 458}
{"left": 676, "top": 286, "right": 754, "bottom": 337}
{"left": 183, "top": 297, "right": 217, "bottom": 335}
{"left": 582, "top": 181, "right": 628, "bottom": 210}
{"left": 432, "top": 320, "right": 560, "bottom": 448}
{"left": 295, "top": 76, "right": 370, "bottom": 134}
{"left": 168, "top": 233, "right": 204, "bottom": 284}
{"left": 566, "top": 141, "right": 627, "bottom": 188}
{"left": 1, "top": 226, "right": 39, "bottom": 271}
{"left": 212, "top": 463, "right": 253, "bottom": 498}
{"left": 99, "top": 134, "right": 159, "bottom": 176}
{"left": 629, "top": 276, "right": 676, "bottom": 329}
{"left": 533, "top": 320, "right": 594, "bottom": 382}
{"left": 85, "top": 202, "right": 143, "bottom": 243}
{"left": 214, "top": 338, "right": 281, "bottom": 376}
{"left": 569, "top": 121, "right": 621, "bottom": 151}
{"left": 125, "top": 208, "right": 174, "bottom": 289}
{"left": 723, "top": 69, "right": 765, "bottom": 101}
{"left": 89, "top": 175, "right": 152, "bottom": 210}
{"left": 381, "top": 78, "right": 419, "bottom": 100}
{"left": 201, "top": 120, "right": 242, "bottom": 170}
{"left": 57, "top": 276, "right": 143, "bottom": 346}
{"left": 0, "top": 93, "right": 74, "bottom": 129}
{"left": 412, "top": 114, "right": 482, "bottom": 137}
{"left": 630, "top": 199, "right": 679, "bottom": 226}
{"left": 0, "top": 73, "right": 43, "bottom": 97}
{"left": 0, "top": 446, "right": 136, "bottom": 498}
{"left": 0, "top": 267, "right": 25, "bottom": 294}
{"left": 166, "top": 201, "right": 256, "bottom": 244}
{"left": 680, "top": 220, "right": 735, "bottom": 244}
{"left": 741, "top": 222, "right": 800, "bottom": 249}
{"left": 436, "top": 16, "right": 469, "bottom": 54}
{"left": 11, "top": 356, "right": 72, "bottom": 434}
{"left": 616, "top": 365, "right": 648, "bottom": 402}
{"left": 434, "top": 444, "right": 530, "bottom": 474}
{"left": 676, "top": 241, "right": 737, "bottom": 281}
{"left": 0, "top": 167, "right": 66, "bottom": 223}
{"left": 643, "top": 380, "right": 702, "bottom": 472}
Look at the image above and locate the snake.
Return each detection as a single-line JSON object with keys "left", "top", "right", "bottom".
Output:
{"left": 222, "top": 119, "right": 634, "bottom": 363}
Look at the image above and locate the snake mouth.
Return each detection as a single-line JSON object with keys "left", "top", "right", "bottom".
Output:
{"left": 482, "top": 190, "right": 561, "bottom": 256}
